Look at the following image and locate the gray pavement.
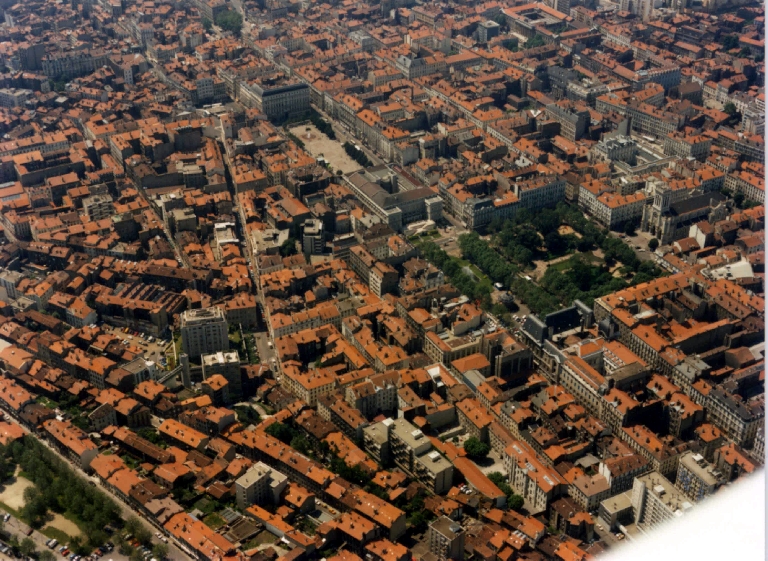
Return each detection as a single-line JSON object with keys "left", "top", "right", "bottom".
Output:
{"left": 253, "top": 332, "right": 275, "bottom": 370}
{"left": 102, "top": 326, "right": 169, "bottom": 366}
{"left": 311, "top": 106, "right": 384, "bottom": 169}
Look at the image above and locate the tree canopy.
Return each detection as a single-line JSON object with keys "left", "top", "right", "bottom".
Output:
{"left": 464, "top": 437, "right": 490, "bottom": 459}
{"left": 153, "top": 543, "right": 169, "bottom": 560}
{"left": 215, "top": 10, "right": 243, "bottom": 35}
{"left": 525, "top": 34, "right": 546, "bottom": 49}
{"left": 487, "top": 472, "right": 525, "bottom": 511}
{"left": 265, "top": 422, "right": 297, "bottom": 444}
{"left": 461, "top": 203, "right": 664, "bottom": 315}
{"left": 279, "top": 237, "right": 297, "bottom": 257}
{"left": 4, "top": 437, "right": 120, "bottom": 549}
{"left": 721, "top": 35, "right": 739, "bottom": 50}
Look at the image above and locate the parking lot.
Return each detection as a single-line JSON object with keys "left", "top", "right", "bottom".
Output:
{"left": 103, "top": 326, "right": 171, "bottom": 367}
{"left": 616, "top": 230, "right": 656, "bottom": 262}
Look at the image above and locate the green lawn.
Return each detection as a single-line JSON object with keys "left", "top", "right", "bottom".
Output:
{"left": 547, "top": 252, "right": 603, "bottom": 272}
{"left": 0, "top": 499, "right": 73, "bottom": 543}
{"left": 36, "top": 396, "right": 59, "bottom": 409}
{"left": 468, "top": 264, "right": 490, "bottom": 283}
{"left": 121, "top": 455, "right": 139, "bottom": 470}
{"left": 408, "top": 230, "right": 440, "bottom": 242}
{"left": 192, "top": 498, "right": 221, "bottom": 516}
{"left": 253, "top": 402, "right": 275, "bottom": 415}
{"left": 0, "top": 500, "right": 22, "bottom": 520}
{"left": 40, "top": 526, "right": 71, "bottom": 544}
{"left": 203, "top": 513, "right": 226, "bottom": 530}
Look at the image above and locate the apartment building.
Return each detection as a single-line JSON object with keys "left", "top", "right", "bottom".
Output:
{"left": 663, "top": 133, "right": 712, "bottom": 161}
{"left": 424, "top": 331, "right": 482, "bottom": 366}
{"left": 42, "top": 50, "right": 109, "bottom": 78}
{"left": 631, "top": 471, "right": 693, "bottom": 531}
{"left": 504, "top": 440, "right": 566, "bottom": 513}
{"left": 590, "top": 136, "right": 638, "bottom": 164}
{"left": 157, "top": 419, "right": 210, "bottom": 452}
{"left": 544, "top": 101, "right": 590, "bottom": 141}
{"left": 674, "top": 452, "right": 723, "bottom": 503}
{"left": 281, "top": 368, "right": 336, "bottom": 407}
{"left": 582, "top": 190, "right": 647, "bottom": 229}
{"left": 82, "top": 194, "right": 115, "bottom": 222}
{"left": 363, "top": 420, "right": 392, "bottom": 466}
{"left": 370, "top": 262, "right": 399, "bottom": 297}
{"left": 558, "top": 357, "right": 606, "bottom": 418}
{"left": 389, "top": 418, "right": 453, "bottom": 494}
{"left": 235, "top": 462, "right": 288, "bottom": 509}
{"left": 705, "top": 386, "right": 764, "bottom": 448}
{"left": 456, "top": 398, "right": 493, "bottom": 443}
{"left": 42, "top": 419, "right": 99, "bottom": 470}
{"left": 626, "top": 101, "right": 685, "bottom": 138}
{"left": 512, "top": 175, "right": 566, "bottom": 213}
{"left": 724, "top": 170, "right": 765, "bottom": 203}
{"left": 0, "top": 88, "right": 31, "bottom": 108}
{"left": 240, "top": 78, "right": 310, "bottom": 123}
{"left": 428, "top": 517, "right": 465, "bottom": 561}
{"left": 180, "top": 307, "right": 229, "bottom": 359}
{"left": 394, "top": 55, "right": 447, "bottom": 80}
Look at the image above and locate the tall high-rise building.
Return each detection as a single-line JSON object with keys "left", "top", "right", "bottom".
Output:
{"left": 180, "top": 307, "right": 229, "bottom": 359}
{"left": 428, "top": 517, "right": 465, "bottom": 560}
{"left": 235, "top": 462, "right": 288, "bottom": 509}
{"left": 631, "top": 472, "right": 694, "bottom": 531}
{"left": 552, "top": 0, "right": 570, "bottom": 16}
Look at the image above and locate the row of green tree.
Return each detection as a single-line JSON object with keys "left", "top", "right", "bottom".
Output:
{"left": 310, "top": 115, "right": 336, "bottom": 140}
{"left": 487, "top": 472, "right": 525, "bottom": 511}
{"left": 286, "top": 131, "right": 306, "bottom": 150}
{"left": 419, "top": 241, "right": 493, "bottom": 307}
{"left": 2, "top": 437, "right": 121, "bottom": 551}
{"left": 458, "top": 234, "right": 518, "bottom": 286}
{"left": 343, "top": 142, "right": 372, "bottom": 167}
{"left": 115, "top": 517, "right": 169, "bottom": 561}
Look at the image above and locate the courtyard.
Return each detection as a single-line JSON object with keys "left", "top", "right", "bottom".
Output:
{"left": 288, "top": 123, "right": 362, "bottom": 175}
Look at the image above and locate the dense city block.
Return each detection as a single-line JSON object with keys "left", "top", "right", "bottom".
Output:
{"left": 0, "top": 0, "right": 763, "bottom": 561}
